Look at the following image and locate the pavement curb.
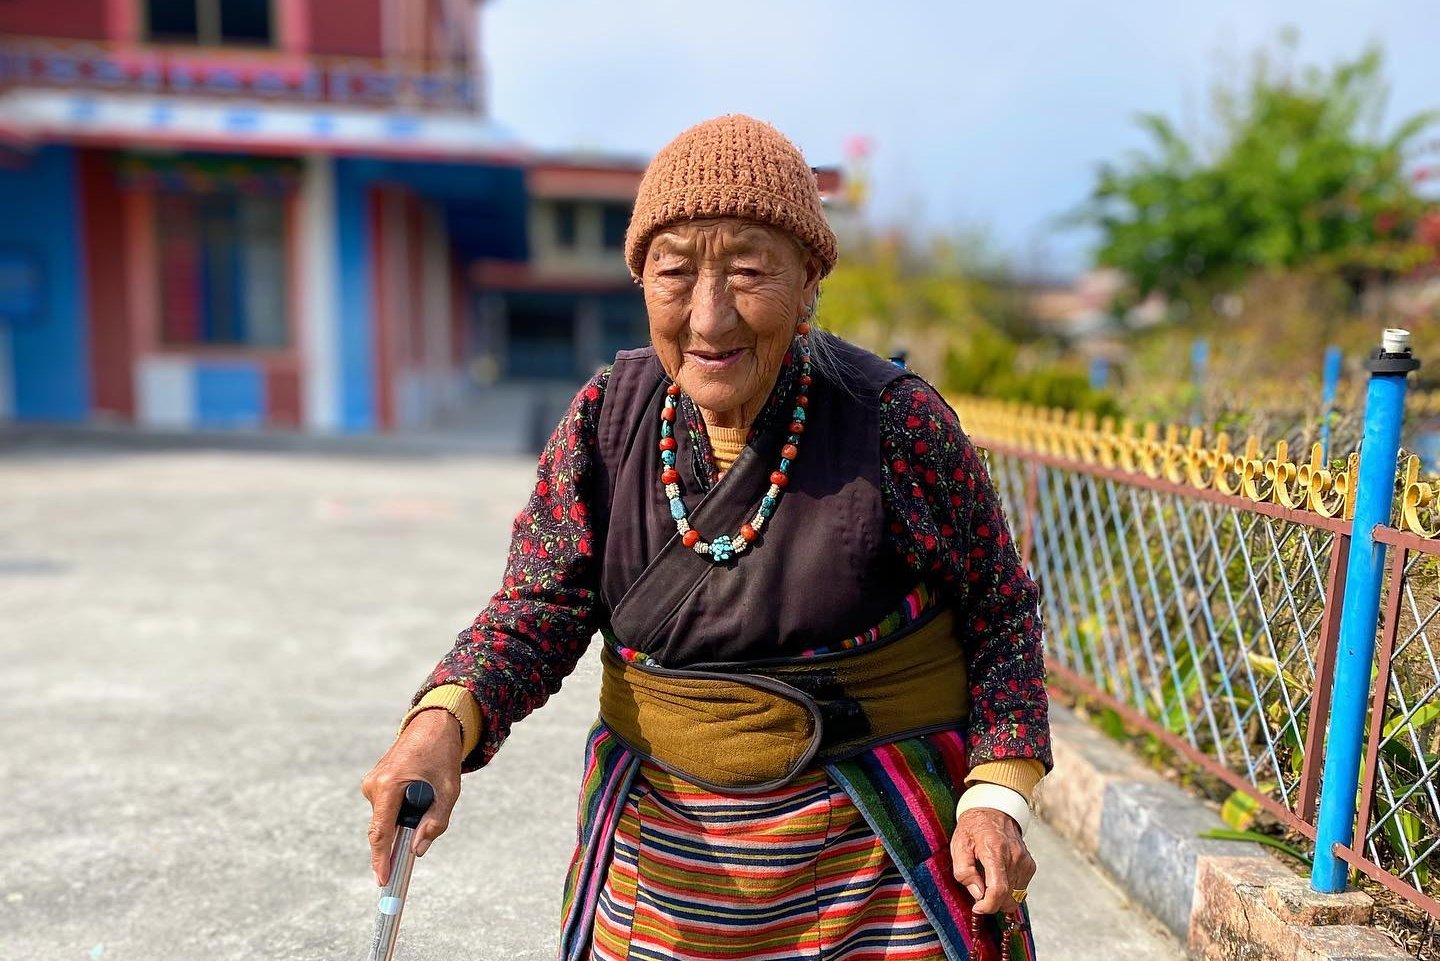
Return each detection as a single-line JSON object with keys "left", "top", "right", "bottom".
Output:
{"left": 1035, "top": 702, "right": 1406, "bottom": 960}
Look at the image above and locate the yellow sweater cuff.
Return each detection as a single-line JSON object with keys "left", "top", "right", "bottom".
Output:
{"left": 965, "top": 759, "right": 1046, "bottom": 805}
{"left": 401, "top": 685, "right": 483, "bottom": 758}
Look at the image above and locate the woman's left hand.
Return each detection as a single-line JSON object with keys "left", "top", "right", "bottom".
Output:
{"left": 950, "top": 808, "right": 1037, "bottom": 914}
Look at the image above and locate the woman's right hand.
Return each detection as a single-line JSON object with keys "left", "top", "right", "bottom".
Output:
{"left": 361, "top": 708, "right": 465, "bottom": 885}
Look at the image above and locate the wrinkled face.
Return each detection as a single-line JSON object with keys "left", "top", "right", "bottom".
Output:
{"left": 643, "top": 219, "right": 822, "bottom": 429}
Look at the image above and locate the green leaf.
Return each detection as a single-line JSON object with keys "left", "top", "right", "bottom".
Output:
{"left": 1381, "top": 700, "right": 1440, "bottom": 741}
{"left": 1246, "top": 651, "right": 1281, "bottom": 675}
{"left": 1283, "top": 723, "right": 1307, "bottom": 777}
{"left": 1159, "top": 668, "right": 1202, "bottom": 736}
{"left": 1221, "top": 790, "right": 1262, "bottom": 830}
{"left": 1245, "top": 651, "right": 1305, "bottom": 691}
{"left": 1200, "top": 828, "right": 1313, "bottom": 864}
{"left": 1378, "top": 810, "right": 1431, "bottom": 887}
{"left": 1378, "top": 736, "right": 1424, "bottom": 773}
{"left": 1095, "top": 707, "right": 1128, "bottom": 741}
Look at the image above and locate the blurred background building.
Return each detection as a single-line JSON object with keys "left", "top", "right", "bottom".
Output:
{"left": 0, "top": 3, "right": 851, "bottom": 447}
{"left": 1, "top": 0, "right": 518, "bottom": 435}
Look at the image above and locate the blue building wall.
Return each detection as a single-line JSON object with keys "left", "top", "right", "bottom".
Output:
{"left": 331, "top": 157, "right": 526, "bottom": 432}
{"left": 333, "top": 159, "right": 377, "bottom": 432}
{"left": 194, "top": 361, "right": 265, "bottom": 428}
{"left": 0, "top": 147, "right": 528, "bottom": 431}
{"left": 0, "top": 145, "right": 90, "bottom": 421}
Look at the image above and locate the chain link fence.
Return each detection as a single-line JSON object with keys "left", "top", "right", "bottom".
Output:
{"left": 958, "top": 395, "right": 1440, "bottom": 920}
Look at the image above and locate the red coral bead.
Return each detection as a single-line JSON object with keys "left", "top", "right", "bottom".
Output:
{"left": 799, "top": 374, "right": 812, "bottom": 387}
{"left": 659, "top": 436, "right": 677, "bottom": 451}
{"left": 682, "top": 529, "right": 701, "bottom": 548}
{"left": 666, "top": 383, "right": 681, "bottom": 396}
{"left": 789, "top": 420, "right": 805, "bottom": 434}
{"left": 661, "top": 407, "right": 676, "bottom": 421}
{"left": 661, "top": 468, "right": 679, "bottom": 484}
{"left": 796, "top": 395, "right": 809, "bottom": 408}
{"left": 781, "top": 443, "right": 798, "bottom": 460}
{"left": 740, "top": 524, "right": 757, "bottom": 542}
{"left": 770, "top": 471, "right": 789, "bottom": 487}
{"left": 796, "top": 321, "right": 810, "bottom": 335}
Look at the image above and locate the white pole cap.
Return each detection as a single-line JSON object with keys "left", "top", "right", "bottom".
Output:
{"left": 1383, "top": 328, "right": 1412, "bottom": 354}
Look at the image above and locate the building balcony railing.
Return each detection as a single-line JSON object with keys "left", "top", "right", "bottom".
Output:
{"left": 0, "top": 36, "right": 479, "bottom": 113}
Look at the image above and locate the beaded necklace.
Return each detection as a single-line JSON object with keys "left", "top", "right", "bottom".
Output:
{"left": 660, "top": 325, "right": 813, "bottom": 564}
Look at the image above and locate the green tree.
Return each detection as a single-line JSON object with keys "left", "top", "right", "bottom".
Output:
{"left": 821, "top": 233, "right": 1116, "bottom": 414}
{"left": 821, "top": 233, "right": 998, "bottom": 354}
{"left": 1079, "top": 37, "right": 1439, "bottom": 301}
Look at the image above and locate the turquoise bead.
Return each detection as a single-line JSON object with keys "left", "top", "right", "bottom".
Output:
{"left": 793, "top": 407, "right": 806, "bottom": 422}
{"left": 710, "top": 535, "right": 734, "bottom": 562}
{"left": 662, "top": 450, "right": 676, "bottom": 467}
{"left": 669, "top": 498, "right": 686, "bottom": 520}
{"left": 661, "top": 421, "right": 673, "bottom": 438}
{"left": 779, "top": 458, "right": 791, "bottom": 472}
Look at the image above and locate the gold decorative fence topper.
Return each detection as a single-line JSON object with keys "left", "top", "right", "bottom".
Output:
{"left": 1401, "top": 454, "right": 1440, "bottom": 539}
{"left": 951, "top": 398, "right": 1360, "bottom": 522}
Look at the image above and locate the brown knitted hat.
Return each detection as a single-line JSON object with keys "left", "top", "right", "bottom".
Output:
{"left": 625, "top": 114, "right": 838, "bottom": 280}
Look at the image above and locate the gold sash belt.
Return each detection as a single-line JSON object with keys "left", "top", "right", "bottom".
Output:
{"left": 598, "top": 608, "right": 970, "bottom": 794}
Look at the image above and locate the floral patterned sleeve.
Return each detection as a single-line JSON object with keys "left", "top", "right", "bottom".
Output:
{"left": 878, "top": 377, "right": 1053, "bottom": 772}
{"left": 412, "top": 369, "right": 610, "bottom": 772}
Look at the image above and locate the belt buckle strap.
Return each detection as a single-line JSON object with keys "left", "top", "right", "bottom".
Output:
{"left": 817, "top": 696, "right": 872, "bottom": 748}
{"left": 759, "top": 667, "right": 874, "bottom": 754}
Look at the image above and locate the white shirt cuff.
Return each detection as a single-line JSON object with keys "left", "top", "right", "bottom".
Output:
{"left": 956, "top": 782, "right": 1033, "bottom": 836}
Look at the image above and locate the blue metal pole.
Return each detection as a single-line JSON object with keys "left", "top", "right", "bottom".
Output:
{"left": 1191, "top": 337, "right": 1209, "bottom": 426}
{"left": 1321, "top": 345, "right": 1343, "bottom": 460}
{"left": 1311, "top": 329, "right": 1420, "bottom": 892}
{"left": 1088, "top": 356, "right": 1109, "bottom": 390}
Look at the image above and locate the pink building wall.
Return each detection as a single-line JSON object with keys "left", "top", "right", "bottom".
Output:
{"left": 308, "top": 0, "right": 384, "bottom": 57}
{"left": 0, "top": 0, "right": 402, "bottom": 59}
{"left": 0, "top": 0, "right": 109, "bottom": 39}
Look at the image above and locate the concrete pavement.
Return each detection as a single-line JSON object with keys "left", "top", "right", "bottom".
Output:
{"left": 0, "top": 444, "right": 1186, "bottom": 960}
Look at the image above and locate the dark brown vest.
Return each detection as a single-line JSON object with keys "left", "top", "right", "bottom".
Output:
{"left": 595, "top": 335, "right": 915, "bottom": 667}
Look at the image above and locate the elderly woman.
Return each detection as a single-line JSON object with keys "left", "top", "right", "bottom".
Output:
{"left": 363, "top": 115, "right": 1051, "bottom": 961}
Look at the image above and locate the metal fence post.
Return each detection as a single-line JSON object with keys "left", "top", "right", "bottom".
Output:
{"left": 1191, "top": 337, "right": 1210, "bottom": 426}
{"left": 1311, "top": 329, "right": 1420, "bottom": 893}
{"left": 1321, "top": 344, "right": 1342, "bottom": 460}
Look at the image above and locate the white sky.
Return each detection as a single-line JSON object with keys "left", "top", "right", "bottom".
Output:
{"left": 480, "top": 0, "right": 1440, "bottom": 277}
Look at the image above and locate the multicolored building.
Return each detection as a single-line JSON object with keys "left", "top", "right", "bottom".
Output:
{"left": 0, "top": 0, "right": 634, "bottom": 441}
{"left": 0, "top": 3, "right": 848, "bottom": 443}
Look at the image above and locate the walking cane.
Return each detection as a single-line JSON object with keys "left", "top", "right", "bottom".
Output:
{"left": 367, "top": 780, "right": 435, "bottom": 961}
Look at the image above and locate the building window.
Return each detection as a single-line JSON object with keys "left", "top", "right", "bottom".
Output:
{"left": 553, "top": 201, "right": 579, "bottom": 250}
{"left": 600, "top": 296, "right": 647, "bottom": 360}
{"left": 601, "top": 203, "right": 629, "bottom": 251}
{"left": 146, "top": 0, "right": 274, "bottom": 46}
{"left": 147, "top": 0, "right": 199, "bottom": 42}
{"left": 156, "top": 193, "right": 289, "bottom": 349}
{"left": 506, "top": 295, "right": 576, "bottom": 380}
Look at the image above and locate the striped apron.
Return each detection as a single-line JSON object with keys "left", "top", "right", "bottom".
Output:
{"left": 557, "top": 724, "right": 1036, "bottom": 961}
